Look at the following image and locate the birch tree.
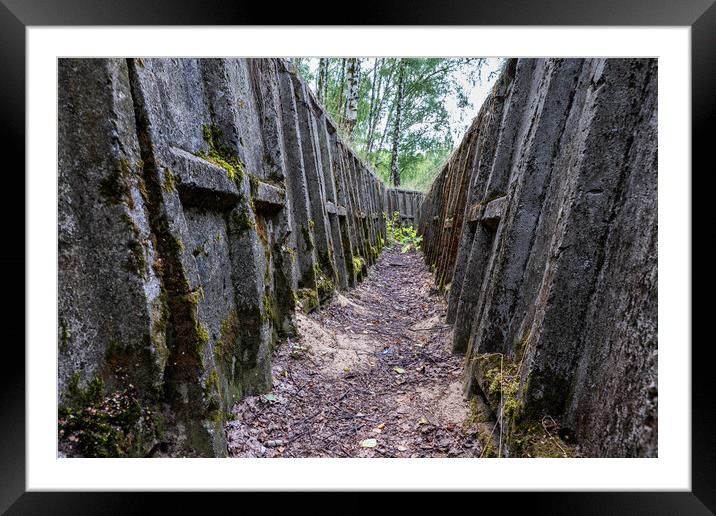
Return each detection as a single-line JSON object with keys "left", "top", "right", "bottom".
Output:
{"left": 389, "top": 59, "right": 406, "bottom": 187}
{"left": 343, "top": 58, "right": 361, "bottom": 137}
{"left": 317, "top": 58, "right": 328, "bottom": 103}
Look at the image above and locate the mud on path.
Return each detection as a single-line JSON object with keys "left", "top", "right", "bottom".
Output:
{"left": 227, "top": 248, "right": 483, "bottom": 457}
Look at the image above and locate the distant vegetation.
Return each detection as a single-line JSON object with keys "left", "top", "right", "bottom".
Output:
{"left": 386, "top": 212, "right": 423, "bottom": 253}
{"left": 292, "top": 58, "right": 501, "bottom": 191}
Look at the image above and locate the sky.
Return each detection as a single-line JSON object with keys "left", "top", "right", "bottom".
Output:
{"left": 443, "top": 58, "right": 504, "bottom": 141}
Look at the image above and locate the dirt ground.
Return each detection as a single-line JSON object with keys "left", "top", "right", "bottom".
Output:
{"left": 227, "top": 247, "right": 484, "bottom": 457}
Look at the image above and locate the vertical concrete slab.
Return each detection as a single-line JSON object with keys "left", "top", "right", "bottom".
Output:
{"left": 290, "top": 73, "right": 338, "bottom": 301}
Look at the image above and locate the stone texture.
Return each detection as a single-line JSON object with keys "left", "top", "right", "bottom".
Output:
{"left": 58, "top": 58, "right": 402, "bottom": 457}
{"left": 418, "top": 58, "right": 657, "bottom": 457}
{"left": 385, "top": 188, "right": 423, "bottom": 228}
{"left": 58, "top": 59, "right": 168, "bottom": 440}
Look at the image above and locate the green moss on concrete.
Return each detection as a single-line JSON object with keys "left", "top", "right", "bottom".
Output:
{"left": 196, "top": 322, "right": 209, "bottom": 347}
{"left": 59, "top": 319, "right": 71, "bottom": 353}
{"left": 58, "top": 373, "right": 158, "bottom": 457}
{"left": 137, "top": 176, "right": 150, "bottom": 204}
{"left": 267, "top": 241, "right": 296, "bottom": 339}
{"left": 99, "top": 158, "right": 134, "bottom": 208}
{"left": 195, "top": 124, "right": 245, "bottom": 190}
{"left": 472, "top": 350, "right": 576, "bottom": 458}
{"left": 514, "top": 330, "right": 531, "bottom": 363}
{"left": 192, "top": 242, "right": 209, "bottom": 258}
{"left": 204, "top": 369, "right": 223, "bottom": 417}
{"left": 228, "top": 207, "right": 255, "bottom": 233}
{"left": 162, "top": 168, "right": 176, "bottom": 193}
{"left": 120, "top": 214, "right": 148, "bottom": 279}
{"left": 300, "top": 225, "right": 314, "bottom": 252}
{"left": 126, "top": 239, "right": 148, "bottom": 279}
{"left": 149, "top": 287, "right": 171, "bottom": 363}
{"left": 182, "top": 289, "right": 200, "bottom": 310}
{"left": 508, "top": 420, "right": 577, "bottom": 458}
{"left": 464, "top": 397, "right": 498, "bottom": 458}
{"left": 313, "top": 263, "right": 334, "bottom": 301}
{"left": 476, "top": 352, "right": 522, "bottom": 423}
{"left": 249, "top": 174, "right": 260, "bottom": 197}
{"left": 215, "top": 309, "right": 239, "bottom": 370}
{"left": 376, "top": 233, "right": 385, "bottom": 252}
{"left": 296, "top": 288, "right": 319, "bottom": 313}
{"left": 261, "top": 293, "right": 274, "bottom": 323}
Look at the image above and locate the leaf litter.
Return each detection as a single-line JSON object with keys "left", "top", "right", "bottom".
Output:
{"left": 227, "top": 248, "right": 482, "bottom": 458}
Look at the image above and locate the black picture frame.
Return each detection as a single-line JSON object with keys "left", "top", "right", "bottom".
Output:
{"left": 2, "top": 1, "right": 711, "bottom": 513}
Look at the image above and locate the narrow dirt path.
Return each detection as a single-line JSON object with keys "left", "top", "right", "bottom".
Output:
{"left": 227, "top": 248, "right": 483, "bottom": 457}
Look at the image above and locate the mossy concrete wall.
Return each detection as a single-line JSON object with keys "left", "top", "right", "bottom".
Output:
{"left": 419, "top": 58, "right": 657, "bottom": 457}
{"left": 58, "top": 58, "right": 400, "bottom": 457}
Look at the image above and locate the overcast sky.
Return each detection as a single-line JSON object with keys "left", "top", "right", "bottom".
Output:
{"left": 444, "top": 58, "right": 504, "bottom": 141}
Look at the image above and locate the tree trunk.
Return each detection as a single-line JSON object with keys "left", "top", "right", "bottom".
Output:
{"left": 366, "top": 58, "right": 380, "bottom": 155}
{"left": 344, "top": 58, "right": 360, "bottom": 137}
{"left": 335, "top": 58, "right": 346, "bottom": 125}
{"left": 390, "top": 59, "right": 406, "bottom": 187}
{"left": 317, "top": 58, "right": 328, "bottom": 103}
{"left": 374, "top": 60, "right": 400, "bottom": 165}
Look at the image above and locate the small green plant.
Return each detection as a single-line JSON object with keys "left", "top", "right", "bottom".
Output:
{"left": 352, "top": 256, "right": 366, "bottom": 276}
{"left": 386, "top": 211, "right": 423, "bottom": 253}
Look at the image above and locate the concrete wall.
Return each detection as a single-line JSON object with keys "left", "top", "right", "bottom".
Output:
{"left": 419, "top": 58, "right": 657, "bottom": 457}
{"left": 58, "top": 58, "right": 399, "bottom": 457}
{"left": 385, "top": 187, "right": 423, "bottom": 227}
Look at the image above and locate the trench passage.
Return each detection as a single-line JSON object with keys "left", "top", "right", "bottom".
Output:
{"left": 227, "top": 247, "right": 484, "bottom": 457}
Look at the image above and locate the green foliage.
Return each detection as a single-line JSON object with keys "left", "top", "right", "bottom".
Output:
{"left": 386, "top": 212, "right": 423, "bottom": 253}
{"left": 375, "top": 146, "right": 451, "bottom": 192}
{"left": 352, "top": 256, "right": 366, "bottom": 277}
{"left": 293, "top": 57, "right": 501, "bottom": 191}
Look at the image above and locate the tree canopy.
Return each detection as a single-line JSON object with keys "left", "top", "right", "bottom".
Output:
{"left": 292, "top": 58, "right": 502, "bottom": 191}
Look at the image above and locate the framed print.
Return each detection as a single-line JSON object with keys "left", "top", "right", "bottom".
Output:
{"left": 3, "top": 0, "right": 712, "bottom": 512}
